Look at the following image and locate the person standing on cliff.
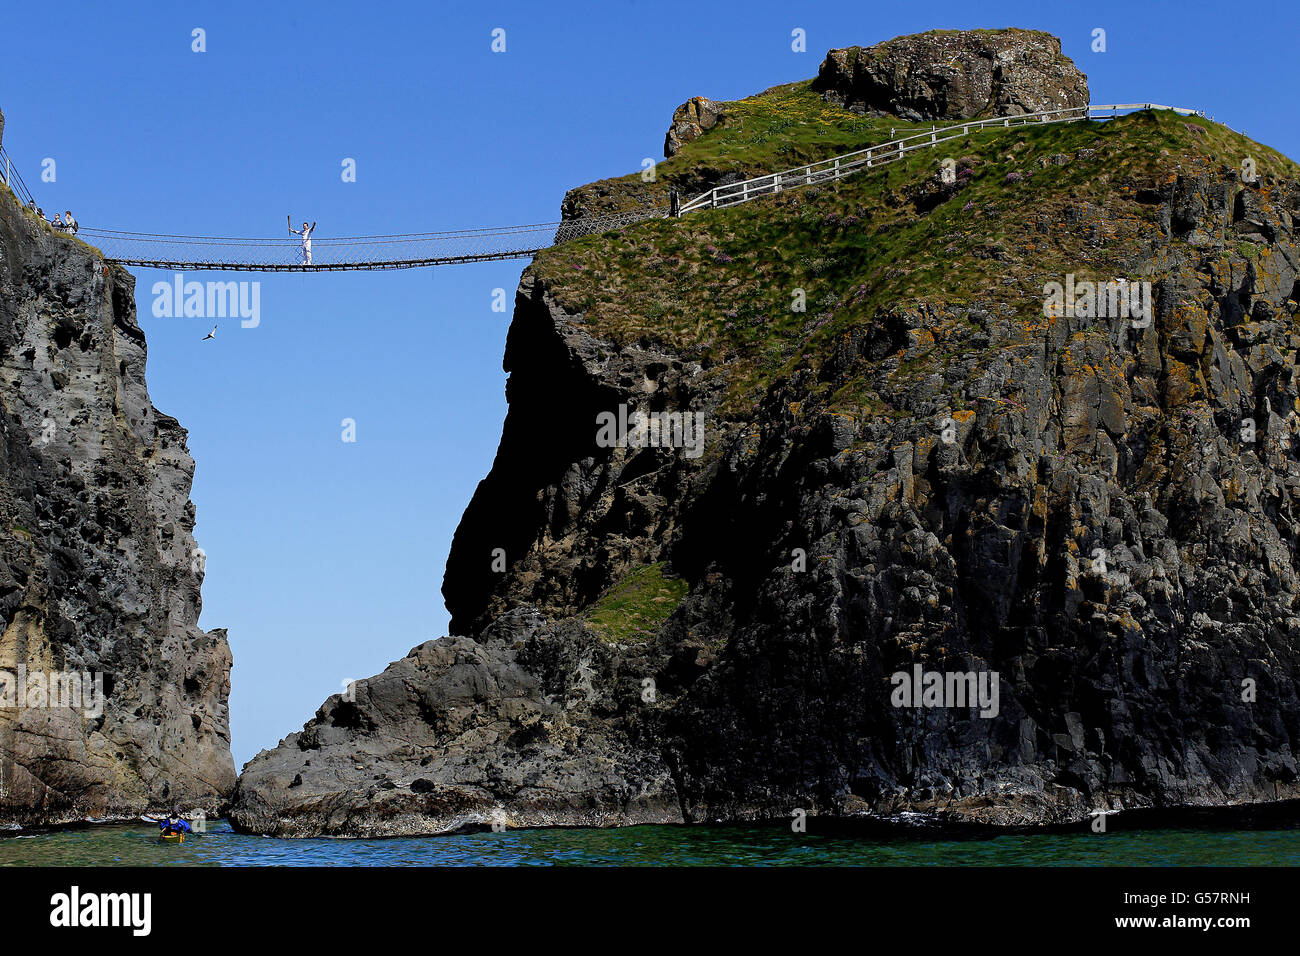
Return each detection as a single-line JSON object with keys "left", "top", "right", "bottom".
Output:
{"left": 288, "top": 215, "right": 316, "bottom": 266}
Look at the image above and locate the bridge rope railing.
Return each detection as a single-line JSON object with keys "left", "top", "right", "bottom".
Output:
{"left": 0, "top": 144, "right": 36, "bottom": 207}
{"left": 678, "top": 103, "right": 1204, "bottom": 213}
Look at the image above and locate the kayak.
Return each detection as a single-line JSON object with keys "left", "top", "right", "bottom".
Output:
{"left": 159, "top": 832, "right": 184, "bottom": 843}
{"left": 142, "top": 815, "right": 192, "bottom": 843}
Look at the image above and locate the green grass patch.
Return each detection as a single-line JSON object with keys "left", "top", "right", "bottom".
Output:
{"left": 583, "top": 562, "right": 689, "bottom": 643}
{"left": 537, "top": 108, "right": 1299, "bottom": 417}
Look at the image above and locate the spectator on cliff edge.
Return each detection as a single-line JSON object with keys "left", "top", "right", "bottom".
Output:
{"left": 63, "top": 210, "right": 77, "bottom": 235}
{"left": 288, "top": 215, "right": 316, "bottom": 265}
{"left": 51, "top": 212, "right": 64, "bottom": 231}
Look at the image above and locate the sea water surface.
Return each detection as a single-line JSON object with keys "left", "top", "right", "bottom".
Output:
{"left": 3, "top": 819, "right": 1300, "bottom": 866}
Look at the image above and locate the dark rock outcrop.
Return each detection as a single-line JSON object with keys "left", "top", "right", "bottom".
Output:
{"left": 230, "top": 611, "right": 682, "bottom": 836}
{"left": 664, "top": 96, "right": 722, "bottom": 158}
{"left": 0, "top": 171, "right": 235, "bottom": 826}
{"left": 442, "top": 274, "right": 719, "bottom": 636}
{"left": 812, "top": 29, "right": 1089, "bottom": 120}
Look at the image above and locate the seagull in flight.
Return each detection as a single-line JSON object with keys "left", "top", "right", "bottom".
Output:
{"left": 201, "top": 325, "right": 217, "bottom": 342}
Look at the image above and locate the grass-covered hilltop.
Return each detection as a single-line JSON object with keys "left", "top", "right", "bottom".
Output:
{"left": 546, "top": 52, "right": 1296, "bottom": 420}
{"left": 232, "top": 29, "right": 1300, "bottom": 837}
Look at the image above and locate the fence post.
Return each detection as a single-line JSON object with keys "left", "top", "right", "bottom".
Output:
{"left": 774, "top": 173, "right": 782, "bottom": 193}
{"left": 3, "top": 155, "right": 9, "bottom": 188}
{"left": 670, "top": 188, "right": 680, "bottom": 218}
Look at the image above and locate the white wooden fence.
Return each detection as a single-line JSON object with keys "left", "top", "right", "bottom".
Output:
{"left": 678, "top": 103, "right": 1204, "bottom": 215}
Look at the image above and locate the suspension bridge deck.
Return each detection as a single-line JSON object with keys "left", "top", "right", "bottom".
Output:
{"left": 74, "top": 212, "right": 666, "bottom": 272}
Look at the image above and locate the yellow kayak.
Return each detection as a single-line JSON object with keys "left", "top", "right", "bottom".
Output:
{"left": 159, "top": 831, "right": 185, "bottom": 844}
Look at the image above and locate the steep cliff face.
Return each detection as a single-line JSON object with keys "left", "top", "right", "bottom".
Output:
{"left": 0, "top": 119, "right": 235, "bottom": 824}
{"left": 232, "top": 32, "right": 1300, "bottom": 836}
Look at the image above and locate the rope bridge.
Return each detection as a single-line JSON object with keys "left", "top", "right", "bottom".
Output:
{"left": 76, "top": 208, "right": 669, "bottom": 272}
{"left": 6, "top": 103, "right": 1201, "bottom": 272}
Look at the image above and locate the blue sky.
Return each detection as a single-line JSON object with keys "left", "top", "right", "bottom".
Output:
{"left": 3, "top": 0, "right": 1296, "bottom": 768}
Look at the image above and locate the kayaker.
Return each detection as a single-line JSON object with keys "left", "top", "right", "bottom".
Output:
{"left": 159, "top": 807, "right": 192, "bottom": 836}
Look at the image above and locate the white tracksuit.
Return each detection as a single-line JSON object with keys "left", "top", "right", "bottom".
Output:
{"left": 292, "top": 224, "right": 314, "bottom": 264}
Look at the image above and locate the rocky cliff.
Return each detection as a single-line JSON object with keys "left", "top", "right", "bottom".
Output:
{"left": 232, "top": 30, "right": 1300, "bottom": 837}
{"left": 0, "top": 111, "right": 235, "bottom": 825}
{"left": 812, "top": 29, "right": 1089, "bottom": 120}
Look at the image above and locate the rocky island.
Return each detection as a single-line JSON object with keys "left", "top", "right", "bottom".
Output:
{"left": 231, "top": 29, "right": 1300, "bottom": 837}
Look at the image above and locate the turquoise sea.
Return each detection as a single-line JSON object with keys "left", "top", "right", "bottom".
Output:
{"left": 3, "top": 819, "right": 1300, "bottom": 866}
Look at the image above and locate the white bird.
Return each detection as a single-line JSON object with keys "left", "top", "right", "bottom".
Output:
{"left": 201, "top": 325, "right": 217, "bottom": 341}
